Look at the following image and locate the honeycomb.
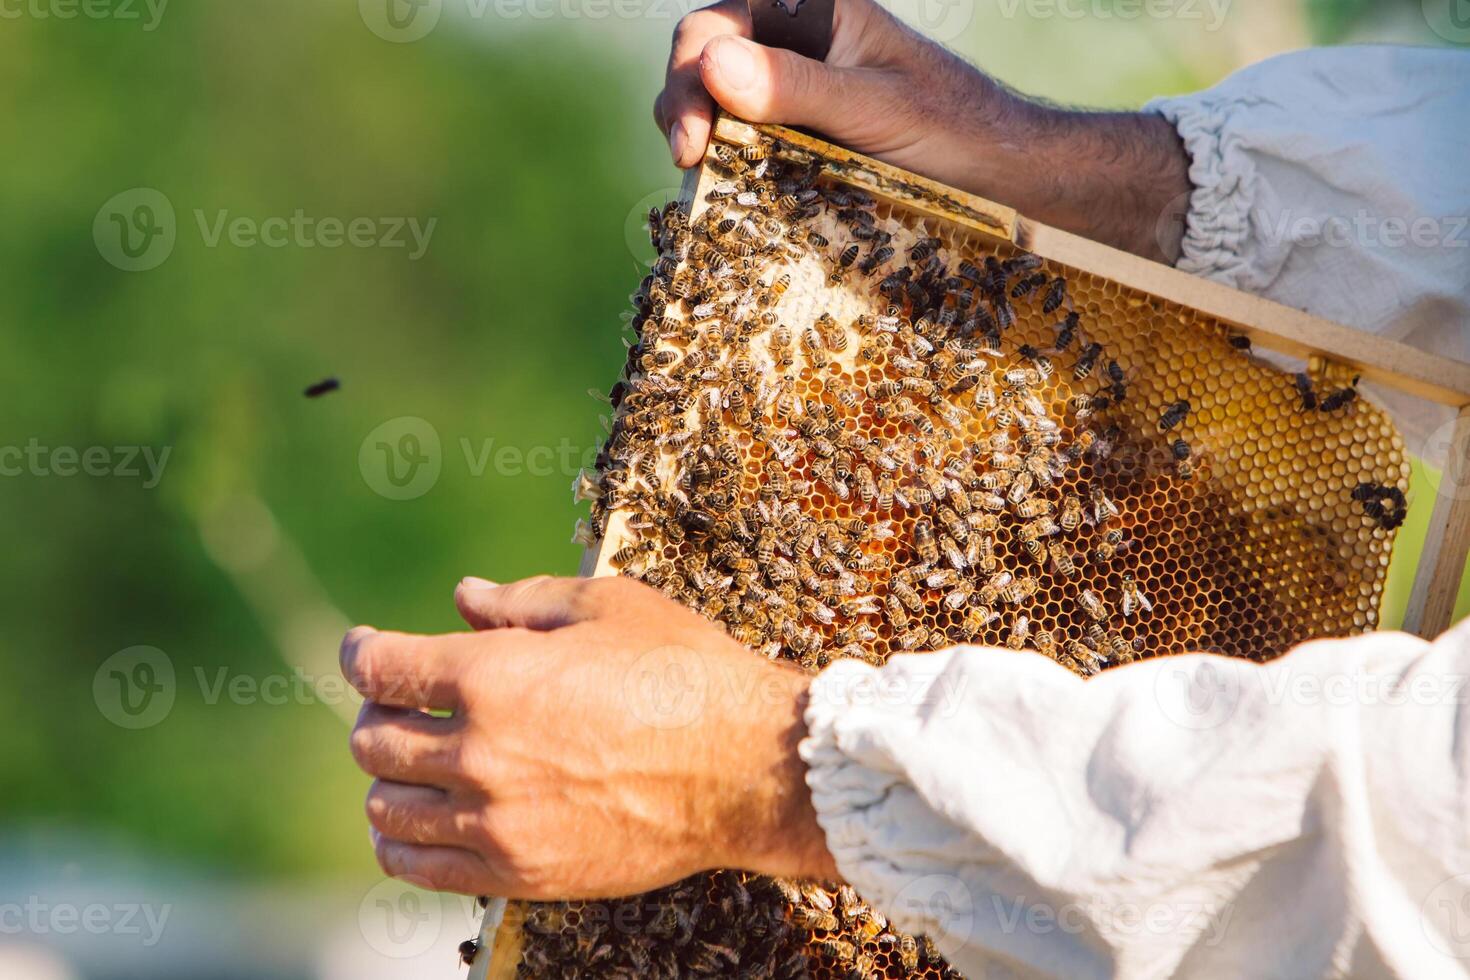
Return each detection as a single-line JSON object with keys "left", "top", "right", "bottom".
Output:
{"left": 489, "top": 124, "right": 1411, "bottom": 979}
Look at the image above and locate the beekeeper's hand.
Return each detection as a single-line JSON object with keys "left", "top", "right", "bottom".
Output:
{"left": 654, "top": 0, "right": 1192, "bottom": 261}
{"left": 341, "top": 575, "right": 836, "bottom": 899}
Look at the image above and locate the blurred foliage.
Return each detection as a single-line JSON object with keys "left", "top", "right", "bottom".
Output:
{"left": 0, "top": 0, "right": 1457, "bottom": 887}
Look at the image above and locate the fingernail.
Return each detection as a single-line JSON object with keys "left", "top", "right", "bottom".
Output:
{"left": 461, "top": 576, "right": 499, "bottom": 590}
{"left": 714, "top": 37, "right": 756, "bottom": 91}
{"left": 669, "top": 121, "right": 689, "bottom": 166}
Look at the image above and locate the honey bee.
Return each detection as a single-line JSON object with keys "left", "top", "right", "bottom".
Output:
{"left": 1158, "top": 399, "right": 1191, "bottom": 432}
{"left": 1090, "top": 488, "right": 1120, "bottom": 523}
{"left": 897, "top": 626, "right": 930, "bottom": 651}
{"left": 838, "top": 243, "right": 860, "bottom": 268}
{"left": 1079, "top": 589, "right": 1108, "bottom": 621}
{"left": 1054, "top": 310, "right": 1081, "bottom": 351}
{"left": 1121, "top": 574, "right": 1153, "bottom": 618}
{"left": 975, "top": 534, "right": 997, "bottom": 573}
{"left": 1041, "top": 276, "right": 1068, "bottom": 314}
{"left": 1294, "top": 371, "right": 1318, "bottom": 411}
{"left": 1015, "top": 497, "right": 1054, "bottom": 519}
{"left": 913, "top": 518, "right": 939, "bottom": 564}
{"left": 999, "top": 576, "right": 1038, "bottom": 605}
{"left": 1073, "top": 342, "right": 1103, "bottom": 380}
{"left": 792, "top": 902, "right": 840, "bottom": 932}
{"left": 1059, "top": 493, "right": 1084, "bottom": 531}
{"left": 962, "top": 606, "right": 999, "bottom": 637}
{"left": 884, "top": 592, "right": 911, "bottom": 628}
{"left": 1050, "top": 542, "right": 1079, "bottom": 577}
{"left": 1007, "top": 614, "right": 1030, "bottom": 650}
{"left": 898, "top": 933, "right": 920, "bottom": 971}
{"left": 1093, "top": 527, "right": 1125, "bottom": 564}
{"left": 1320, "top": 380, "right": 1360, "bottom": 413}
{"left": 1034, "top": 629, "right": 1058, "bottom": 661}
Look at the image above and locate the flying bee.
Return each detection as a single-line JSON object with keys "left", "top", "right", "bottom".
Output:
{"left": 1295, "top": 371, "right": 1318, "bottom": 411}
{"left": 1074, "top": 342, "right": 1103, "bottom": 380}
{"left": 1121, "top": 574, "right": 1153, "bottom": 618}
{"left": 1079, "top": 589, "right": 1108, "bottom": 621}
{"left": 1007, "top": 614, "right": 1031, "bottom": 650}
{"left": 1158, "top": 399, "right": 1191, "bottom": 432}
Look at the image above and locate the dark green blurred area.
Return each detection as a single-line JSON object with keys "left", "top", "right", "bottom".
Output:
{"left": 0, "top": 0, "right": 1456, "bottom": 913}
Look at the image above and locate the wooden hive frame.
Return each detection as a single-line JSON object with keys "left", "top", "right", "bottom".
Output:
{"left": 469, "top": 114, "right": 1470, "bottom": 978}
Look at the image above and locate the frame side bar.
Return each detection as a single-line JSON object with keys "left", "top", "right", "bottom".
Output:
{"left": 1404, "top": 405, "right": 1470, "bottom": 638}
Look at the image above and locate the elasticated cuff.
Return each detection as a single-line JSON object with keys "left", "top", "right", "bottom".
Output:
{"left": 1148, "top": 94, "right": 1274, "bottom": 290}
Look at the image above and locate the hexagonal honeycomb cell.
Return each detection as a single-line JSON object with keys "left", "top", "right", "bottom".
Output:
{"left": 497, "top": 126, "right": 1410, "bottom": 979}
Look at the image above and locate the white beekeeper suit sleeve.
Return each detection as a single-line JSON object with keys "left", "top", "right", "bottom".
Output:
{"left": 1148, "top": 44, "right": 1470, "bottom": 463}
{"left": 802, "top": 622, "right": 1470, "bottom": 978}
{"left": 798, "top": 45, "right": 1470, "bottom": 978}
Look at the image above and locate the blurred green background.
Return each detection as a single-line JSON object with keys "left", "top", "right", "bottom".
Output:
{"left": 0, "top": 1, "right": 1461, "bottom": 976}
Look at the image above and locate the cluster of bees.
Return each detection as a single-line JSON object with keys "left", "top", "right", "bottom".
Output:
{"left": 546, "top": 137, "right": 1231, "bottom": 980}
{"left": 572, "top": 144, "right": 1199, "bottom": 679}
{"left": 506, "top": 131, "right": 1409, "bottom": 980}
{"left": 505, "top": 873, "right": 952, "bottom": 980}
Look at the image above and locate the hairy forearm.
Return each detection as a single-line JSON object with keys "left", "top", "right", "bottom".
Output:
{"left": 705, "top": 665, "right": 840, "bottom": 882}
{"left": 942, "top": 75, "right": 1192, "bottom": 263}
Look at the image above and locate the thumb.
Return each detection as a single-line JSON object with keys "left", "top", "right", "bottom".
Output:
{"left": 698, "top": 35, "right": 887, "bottom": 133}
{"left": 455, "top": 575, "right": 591, "bottom": 632}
